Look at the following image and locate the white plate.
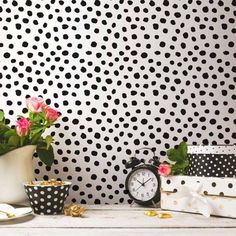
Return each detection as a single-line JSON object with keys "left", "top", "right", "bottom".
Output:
{"left": 0, "top": 204, "right": 32, "bottom": 222}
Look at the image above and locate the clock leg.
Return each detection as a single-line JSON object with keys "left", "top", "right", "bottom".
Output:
{"left": 151, "top": 200, "right": 158, "bottom": 208}
{"left": 129, "top": 200, "right": 135, "bottom": 207}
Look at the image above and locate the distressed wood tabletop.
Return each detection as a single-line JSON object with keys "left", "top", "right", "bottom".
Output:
{"left": 0, "top": 204, "right": 236, "bottom": 236}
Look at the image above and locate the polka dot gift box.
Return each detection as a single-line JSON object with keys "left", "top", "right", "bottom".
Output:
{"left": 186, "top": 145, "right": 236, "bottom": 177}
{"left": 24, "top": 181, "right": 71, "bottom": 215}
{"left": 161, "top": 176, "right": 236, "bottom": 218}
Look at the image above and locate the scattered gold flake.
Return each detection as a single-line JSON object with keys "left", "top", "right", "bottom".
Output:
{"left": 144, "top": 210, "right": 172, "bottom": 219}
{"left": 173, "top": 200, "right": 178, "bottom": 205}
{"left": 144, "top": 210, "right": 157, "bottom": 217}
{"left": 64, "top": 204, "right": 86, "bottom": 217}
{"left": 28, "top": 179, "right": 65, "bottom": 186}
{"left": 0, "top": 210, "right": 15, "bottom": 219}
{"left": 157, "top": 212, "right": 172, "bottom": 219}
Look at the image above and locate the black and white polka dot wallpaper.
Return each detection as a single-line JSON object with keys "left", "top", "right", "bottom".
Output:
{"left": 0, "top": 0, "right": 235, "bottom": 204}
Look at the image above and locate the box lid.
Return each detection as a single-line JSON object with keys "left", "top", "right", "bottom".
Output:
{"left": 161, "top": 176, "right": 236, "bottom": 197}
{"left": 188, "top": 144, "right": 236, "bottom": 154}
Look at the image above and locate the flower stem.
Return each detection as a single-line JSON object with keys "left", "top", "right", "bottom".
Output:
{"left": 20, "top": 137, "right": 23, "bottom": 146}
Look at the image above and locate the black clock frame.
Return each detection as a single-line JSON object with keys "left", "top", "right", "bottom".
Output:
{"left": 125, "top": 164, "right": 161, "bottom": 206}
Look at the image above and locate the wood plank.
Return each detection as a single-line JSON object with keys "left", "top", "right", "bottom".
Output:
{"left": 85, "top": 204, "right": 152, "bottom": 210}
{"left": 0, "top": 205, "right": 236, "bottom": 229}
{"left": 1, "top": 228, "right": 236, "bottom": 236}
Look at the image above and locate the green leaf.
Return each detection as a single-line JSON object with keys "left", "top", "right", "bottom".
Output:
{"left": 4, "top": 129, "right": 16, "bottom": 138}
{"left": 0, "top": 124, "right": 10, "bottom": 137}
{"left": 31, "top": 132, "right": 42, "bottom": 145}
{"left": 28, "top": 113, "right": 45, "bottom": 125}
{"left": 33, "top": 113, "right": 44, "bottom": 123}
{"left": 166, "top": 148, "right": 176, "bottom": 162}
{"left": 172, "top": 160, "right": 189, "bottom": 170}
{"left": 45, "top": 135, "right": 53, "bottom": 150}
{"left": 0, "top": 143, "right": 13, "bottom": 155}
{"left": 178, "top": 141, "right": 187, "bottom": 159}
{"left": 30, "top": 124, "right": 42, "bottom": 130}
{"left": 171, "top": 160, "right": 189, "bottom": 175}
{"left": 166, "top": 141, "right": 188, "bottom": 175}
{"left": 37, "top": 144, "right": 54, "bottom": 167}
{"left": 167, "top": 141, "right": 188, "bottom": 163}
{"left": 29, "top": 127, "right": 45, "bottom": 140}
{"left": 8, "top": 135, "right": 20, "bottom": 147}
{"left": 29, "top": 112, "right": 34, "bottom": 120}
{"left": 167, "top": 148, "right": 183, "bottom": 162}
{"left": 0, "top": 111, "right": 4, "bottom": 122}
{"left": 30, "top": 127, "right": 44, "bottom": 133}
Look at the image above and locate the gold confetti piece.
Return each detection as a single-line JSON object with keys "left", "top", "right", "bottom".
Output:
{"left": 144, "top": 210, "right": 157, "bottom": 217}
{"left": 64, "top": 204, "right": 86, "bottom": 217}
{"left": 144, "top": 210, "right": 172, "bottom": 219}
{"left": 157, "top": 212, "right": 172, "bottom": 219}
{"left": 0, "top": 210, "right": 15, "bottom": 219}
{"left": 28, "top": 179, "right": 65, "bottom": 186}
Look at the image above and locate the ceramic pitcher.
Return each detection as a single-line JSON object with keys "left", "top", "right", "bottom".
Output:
{"left": 0, "top": 145, "right": 36, "bottom": 204}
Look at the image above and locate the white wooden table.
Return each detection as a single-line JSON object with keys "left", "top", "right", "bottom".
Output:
{"left": 1, "top": 204, "right": 236, "bottom": 236}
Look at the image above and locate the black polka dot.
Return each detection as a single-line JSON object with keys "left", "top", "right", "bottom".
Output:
{"left": 0, "top": 0, "right": 235, "bottom": 205}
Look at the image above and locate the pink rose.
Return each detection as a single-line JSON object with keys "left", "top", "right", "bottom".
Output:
{"left": 45, "top": 107, "right": 59, "bottom": 122}
{"left": 158, "top": 164, "right": 171, "bottom": 177}
{"left": 16, "top": 118, "right": 31, "bottom": 136}
{"left": 26, "top": 97, "right": 45, "bottom": 113}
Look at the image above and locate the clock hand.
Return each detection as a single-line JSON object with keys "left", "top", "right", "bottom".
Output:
{"left": 135, "top": 184, "right": 143, "bottom": 191}
{"left": 143, "top": 178, "right": 152, "bottom": 185}
{"left": 137, "top": 179, "right": 143, "bottom": 185}
{"left": 135, "top": 178, "right": 152, "bottom": 191}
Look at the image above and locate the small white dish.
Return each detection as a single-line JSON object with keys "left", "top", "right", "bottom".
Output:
{"left": 0, "top": 204, "right": 32, "bottom": 221}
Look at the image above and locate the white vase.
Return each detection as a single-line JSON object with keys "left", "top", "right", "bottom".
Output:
{"left": 0, "top": 145, "right": 36, "bottom": 204}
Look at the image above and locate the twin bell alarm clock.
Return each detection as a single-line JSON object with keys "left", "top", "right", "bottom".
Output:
{"left": 125, "top": 147, "right": 161, "bottom": 206}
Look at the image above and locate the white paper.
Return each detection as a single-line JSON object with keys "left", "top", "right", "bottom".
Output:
{"left": 161, "top": 191, "right": 236, "bottom": 218}
{"left": 161, "top": 176, "right": 236, "bottom": 197}
{"left": 0, "top": 204, "right": 32, "bottom": 219}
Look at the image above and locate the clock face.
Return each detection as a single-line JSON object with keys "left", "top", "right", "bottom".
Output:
{"left": 127, "top": 167, "right": 159, "bottom": 202}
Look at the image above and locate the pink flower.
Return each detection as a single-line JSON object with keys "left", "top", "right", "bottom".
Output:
{"left": 45, "top": 107, "right": 59, "bottom": 123}
{"left": 158, "top": 164, "right": 171, "bottom": 177}
{"left": 16, "top": 118, "right": 31, "bottom": 136}
{"left": 26, "top": 97, "right": 45, "bottom": 113}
